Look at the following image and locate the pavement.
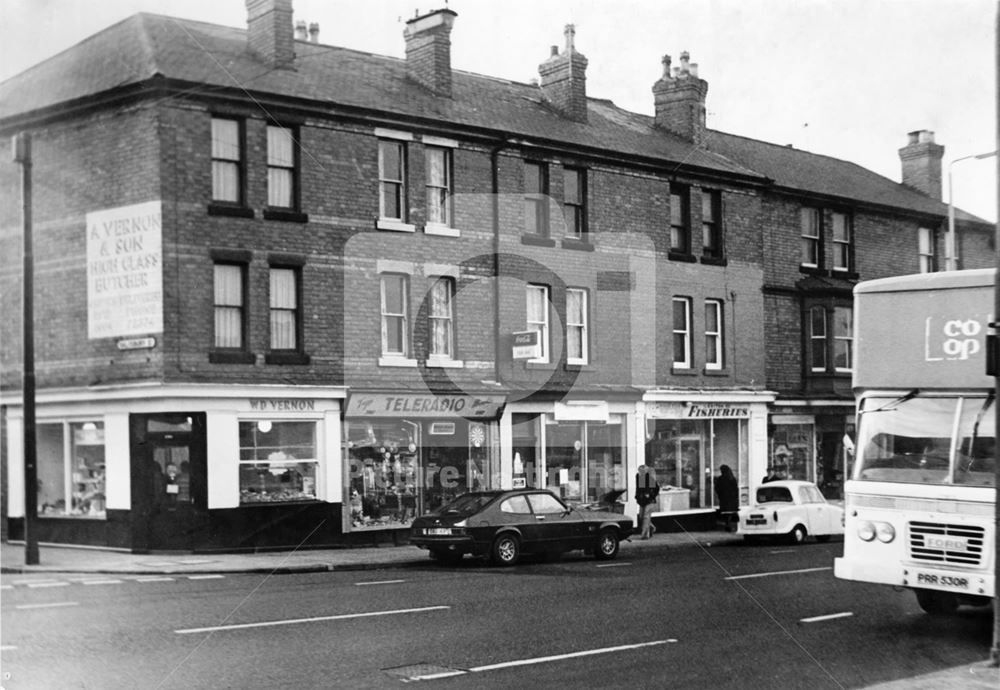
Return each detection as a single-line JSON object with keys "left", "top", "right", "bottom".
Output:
{"left": 3, "top": 530, "right": 998, "bottom": 689}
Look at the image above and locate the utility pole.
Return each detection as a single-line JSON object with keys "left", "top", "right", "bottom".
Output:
{"left": 13, "top": 132, "right": 39, "bottom": 565}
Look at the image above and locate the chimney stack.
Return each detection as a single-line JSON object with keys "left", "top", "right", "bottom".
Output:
{"left": 652, "top": 51, "right": 709, "bottom": 145}
{"left": 898, "top": 130, "right": 944, "bottom": 200}
{"left": 404, "top": 8, "right": 458, "bottom": 97}
{"left": 246, "top": 0, "right": 294, "bottom": 69}
{"left": 538, "top": 25, "right": 589, "bottom": 123}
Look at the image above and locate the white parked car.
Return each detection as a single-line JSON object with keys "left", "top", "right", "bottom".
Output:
{"left": 738, "top": 480, "right": 844, "bottom": 545}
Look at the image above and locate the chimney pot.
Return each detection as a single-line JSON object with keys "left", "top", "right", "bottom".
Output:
{"left": 550, "top": 45, "right": 559, "bottom": 57}
{"left": 308, "top": 22, "right": 319, "bottom": 43}
{"left": 295, "top": 20, "right": 307, "bottom": 41}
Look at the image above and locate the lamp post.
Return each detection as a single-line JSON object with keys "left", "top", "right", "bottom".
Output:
{"left": 947, "top": 150, "right": 996, "bottom": 271}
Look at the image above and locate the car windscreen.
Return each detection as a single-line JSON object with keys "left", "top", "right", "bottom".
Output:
{"left": 756, "top": 486, "right": 793, "bottom": 503}
{"left": 435, "top": 493, "right": 497, "bottom": 517}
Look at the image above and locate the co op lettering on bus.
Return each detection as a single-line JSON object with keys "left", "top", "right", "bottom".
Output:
{"left": 925, "top": 316, "right": 990, "bottom": 362}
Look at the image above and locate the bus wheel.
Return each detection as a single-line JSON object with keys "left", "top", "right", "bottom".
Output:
{"left": 915, "top": 589, "right": 959, "bottom": 615}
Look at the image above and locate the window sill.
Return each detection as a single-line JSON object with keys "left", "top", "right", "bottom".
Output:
{"left": 521, "top": 234, "right": 556, "bottom": 248}
{"left": 561, "top": 238, "right": 594, "bottom": 252}
{"left": 565, "top": 361, "right": 591, "bottom": 370}
{"left": 265, "top": 352, "right": 311, "bottom": 365}
{"left": 668, "top": 251, "right": 698, "bottom": 263}
{"left": 209, "top": 351, "right": 256, "bottom": 365}
{"left": 525, "top": 360, "right": 554, "bottom": 369}
{"left": 208, "top": 204, "right": 254, "bottom": 219}
{"left": 700, "top": 256, "right": 728, "bottom": 267}
{"left": 703, "top": 367, "right": 729, "bottom": 376}
{"left": 425, "top": 357, "right": 464, "bottom": 368}
{"left": 377, "top": 219, "right": 416, "bottom": 233}
{"left": 379, "top": 356, "right": 418, "bottom": 367}
{"left": 263, "top": 209, "right": 308, "bottom": 223}
{"left": 424, "top": 224, "right": 461, "bottom": 237}
{"left": 799, "top": 265, "right": 828, "bottom": 276}
{"left": 671, "top": 366, "right": 697, "bottom": 375}
{"left": 830, "top": 269, "right": 859, "bottom": 280}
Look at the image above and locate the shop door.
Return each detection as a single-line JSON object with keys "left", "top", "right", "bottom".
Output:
{"left": 678, "top": 438, "right": 703, "bottom": 509}
{"left": 130, "top": 413, "right": 206, "bottom": 552}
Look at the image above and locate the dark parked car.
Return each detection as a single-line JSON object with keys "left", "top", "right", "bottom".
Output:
{"left": 409, "top": 489, "right": 634, "bottom": 566}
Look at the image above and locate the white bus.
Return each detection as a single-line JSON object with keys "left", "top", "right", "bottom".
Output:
{"left": 834, "top": 269, "right": 996, "bottom": 614}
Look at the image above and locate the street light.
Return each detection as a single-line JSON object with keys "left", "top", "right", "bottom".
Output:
{"left": 947, "top": 150, "right": 997, "bottom": 271}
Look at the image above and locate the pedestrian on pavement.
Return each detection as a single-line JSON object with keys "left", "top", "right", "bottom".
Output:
{"left": 714, "top": 464, "right": 739, "bottom": 531}
{"left": 635, "top": 464, "right": 660, "bottom": 539}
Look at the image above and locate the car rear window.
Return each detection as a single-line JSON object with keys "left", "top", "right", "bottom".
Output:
{"left": 437, "top": 493, "right": 496, "bottom": 517}
{"left": 500, "top": 495, "right": 531, "bottom": 514}
{"left": 756, "top": 486, "right": 793, "bottom": 503}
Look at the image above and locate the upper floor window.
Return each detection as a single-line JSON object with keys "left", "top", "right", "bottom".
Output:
{"left": 380, "top": 273, "right": 410, "bottom": 357}
{"left": 379, "top": 140, "right": 407, "bottom": 221}
{"left": 672, "top": 297, "right": 692, "bottom": 369}
{"left": 211, "top": 118, "right": 242, "bottom": 203}
{"left": 919, "top": 227, "right": 936, "bottom": 273}
{"left": 525, "top": 162, "right": 549, "bottom": 236}
{"left": 214, "top": 263, "right": 246, "bottom": 349}
{"left": 428, "top": 277, "right": 455, "bottom": 359}
{"left": 809, "top": 304, "right": 853, "bottom": 374}
{"left": 831, "top": 212, "right": 852, "bottom": 271}
{"left": 566, "top": 288, "right": 589, "bottom": 365}
{"left": 267, "top": 125, "right": 296, "bottom": 209}
{"left": 801, "top": 207, "right": 821, "bottom": 267}
{"left": 704, "top": 299, "right": 724, "bottom": 370}
{"left": 526, "top": 284, "right": 550, "bottom": 363}
{"left": 701, "top": 190, "right": 722, "bottom": 258}
{"left": 426, "top": 146, "right": 452, "bottom": 227}
{"left": 670, "top": 188, "right": 690, "bottom": 254}
{"left": 269, "top": 267, "right": 300, "bottom": 351}
{"left": 563, "top": 167, "right": 587, "bottom": 240}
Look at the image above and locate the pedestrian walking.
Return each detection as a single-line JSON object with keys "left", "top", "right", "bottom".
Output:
{"left": 635, "top": 464, "right": 660, "bottom": 539}
{"left": 714, "top": 464, "right": 738, "bottom": 531}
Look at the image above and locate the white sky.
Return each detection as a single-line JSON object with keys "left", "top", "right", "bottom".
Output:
{"left": 1, "top": 0, "right": 996, "bottom": 222}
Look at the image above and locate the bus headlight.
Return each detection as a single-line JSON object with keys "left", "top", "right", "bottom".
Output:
{"left": 857, "top": 521, "right": 876, "bottom": 541}
{"left": 875, "top": 522, "right": 895, "bottom": 543}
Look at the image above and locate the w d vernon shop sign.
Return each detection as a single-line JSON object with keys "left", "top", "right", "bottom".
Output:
{"left": 346, "top": 393, "right": 506, "bottom": 418}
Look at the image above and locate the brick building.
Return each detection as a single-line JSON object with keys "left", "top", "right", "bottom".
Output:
{"left": 0, "top": 1, "right": 991, "bottom": 551}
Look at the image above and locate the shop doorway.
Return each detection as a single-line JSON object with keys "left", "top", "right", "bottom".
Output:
{"left": 130, "top": 413, "right": 206, "bottom": 551}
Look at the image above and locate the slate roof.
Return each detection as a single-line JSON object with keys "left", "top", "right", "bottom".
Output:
{"left": 0, "top": 12, "right": 985, "bottom": 224}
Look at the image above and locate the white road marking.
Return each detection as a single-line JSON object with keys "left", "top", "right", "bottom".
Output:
{"left": 27, "top": 581, "right": 70, "bottom": 589}
{"left": 800, "top": 612, "right": 854, "bottom": 624}
{"left": 175, "top": 605, "right": 451, "bottom": 634}
{"left": 0, "top": 585, "right": 11, "bottom": 590}
{"left": 12, "top": 579, "right": 61, "bottom": 586}
{"left": 187, "top": 575, "right": 225, "bottom": 580}
{"left": 356, "top": 579, "right": 406, "bottom": 586}
{"left": 405, "top": 640, "right": 676, "bottom": 681}
{"left": 80, "top": 579, "right": 123, "bottom": 586}
{"left": 136, "top": 577, "right": 175, "bottom": 583}
{"left": 1, "top": 645, "right": 17, "bottom": 651}
{"left": 16, "top": 602, "right": 79, "bottom": 610}
{"left": 725, "top": 566, "right": 831, "bottom": 581}
{"left": 595, "top": 562, "right": 632, "bottom": 568}
{"left": 769, "top": 549, "right": 796, "bottom": 554}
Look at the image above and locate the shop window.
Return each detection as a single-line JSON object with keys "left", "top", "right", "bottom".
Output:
{"left": 526, "top": 284, "right": 550, "bottom": 363}
{"left": 238, "top": 421, "right": 318, "bottom": 503}
{"left": 771, "top": 423, "right": 815, "bottom": 482}
{"left": 211, "top": 117, "right": 242, "bottom": 204}
{"left": 266, "top": 124, "right": 297, "bottom": 210}
{"left": 544, "top": 417, "right": 625, "bottom": 504}
{"left": 37, "top": 422, "right": 106, "bottom": 518}
{"left": 512, "top": 414, "right": 541, "bottom": 489}
{"left": 425, "top": 146, "right": 452, "bottom": 227}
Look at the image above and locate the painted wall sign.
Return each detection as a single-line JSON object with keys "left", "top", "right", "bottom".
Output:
{"left": 248, "top": 399, "right": 318, "bottom": 412}
{"left": 86, "top": 200, "right": 163, "bottom": 339}
{"left": 647, "top": 402, "right": 751, "bottom": 419}
{"left": 346, "top": 393, "right": 506, "bottom": 418}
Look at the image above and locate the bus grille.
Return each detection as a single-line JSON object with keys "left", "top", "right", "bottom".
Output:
{"left": 908, "top": 522, "right": 985, "bottom": 566}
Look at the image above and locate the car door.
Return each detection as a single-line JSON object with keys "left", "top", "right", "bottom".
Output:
{"left": 526, "top": 492, "right": 582, "bottom": 551}
{"left": 799, "top": 485, "right": 831, "bottom": 534}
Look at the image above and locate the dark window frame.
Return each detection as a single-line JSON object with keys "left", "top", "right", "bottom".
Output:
{"left": 563, "top": 167, "right": 587, "bottom": 241}
{"left": 265, "top": 262, "right": 309, "bottom": 364}
{"left": 524, "top": 161, "right": 550, "bottom": 237}
{"left": 265, "top": 123, "right": 299, "bottom": 212}
{"left": 210, "top": 116, "right": 246, "bottom": 207}
{"left": 670, "top": 186, "right": 691, "bottom": 256}
{"left": 379, "top": 139, "right": 408, "bottom": 222}
{"left": 701, "top": 189, "right": 723, "bottom": 260}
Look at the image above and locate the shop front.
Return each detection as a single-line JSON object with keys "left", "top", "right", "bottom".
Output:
{"left": 768, "top": 405, "right": 855, "bottom": 499}
{"left": 343, "top": 391, "right": 506, "bottom": 532}
{"left": 508, "top": 400, "right": 631, "bottom": 510}
{"left": 4, "top": 385, "right": 347, "bottom": 552}
{"left": 643, "top": 391, "right": 774, "bottom": 519}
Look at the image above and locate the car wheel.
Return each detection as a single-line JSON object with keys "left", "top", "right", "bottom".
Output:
{"left": 594, "top": 529, "right": 620, "bottom": 560}
{"left": 491, "top": 533, "right": 520, "bottom": 566}
{"left": 429, "top": 549, "right": 463, "bottom": 565}
{"left": 815, "top": 535, "right": 832, "bottom": 543}
{"left": 915, "top": 589, "right": 959, "bottom": 615}
{"left": 788, "top": 525, "right": 807, "bottom": 545}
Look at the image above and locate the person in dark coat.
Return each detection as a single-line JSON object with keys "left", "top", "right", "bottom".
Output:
{"left": 714, "top": 464, "right": 739, "bottom": 532}
{"left": 635, "top": 464, "right": 660, "bottom": 539}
